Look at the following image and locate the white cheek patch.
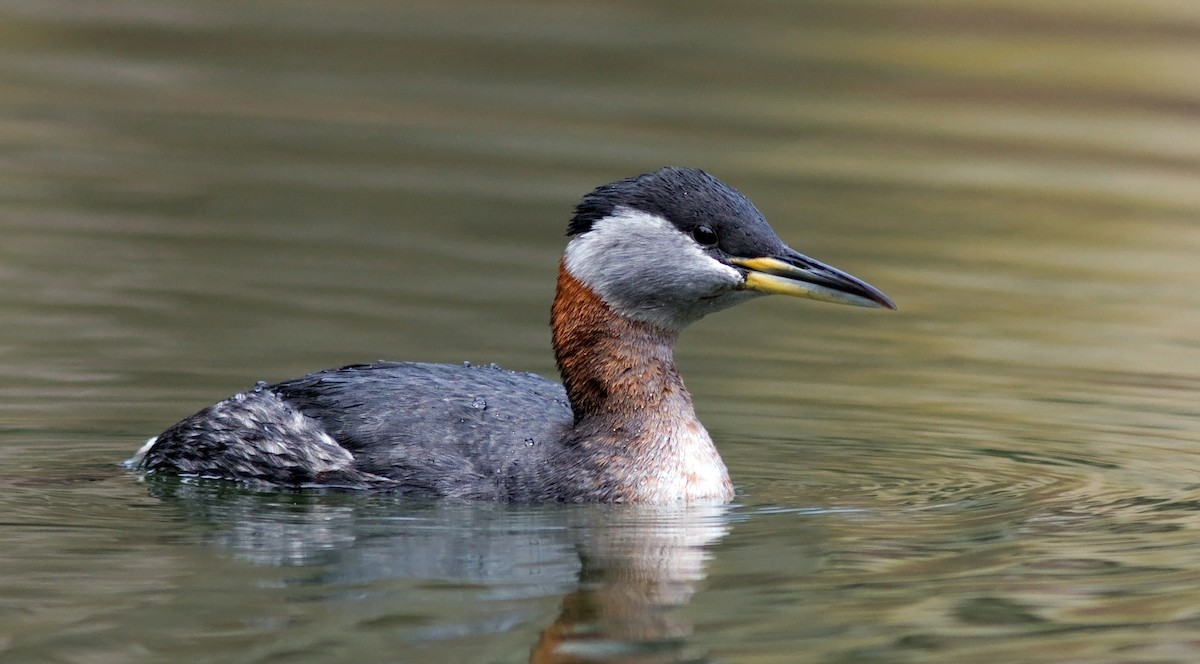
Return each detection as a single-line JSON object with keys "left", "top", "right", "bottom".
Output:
{"left": 564, "top": 208, "right": 745, "bottom": 330}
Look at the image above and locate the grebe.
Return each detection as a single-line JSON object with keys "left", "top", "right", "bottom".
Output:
{"left": 130, "top": 167, "right": 894, "bottom": 503}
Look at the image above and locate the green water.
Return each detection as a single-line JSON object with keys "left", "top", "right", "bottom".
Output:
{"left": 2, "top": 1, "right": 1199, "bottom": 662}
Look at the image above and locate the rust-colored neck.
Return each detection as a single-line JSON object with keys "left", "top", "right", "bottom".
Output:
{"left": 551, "top": 261, "right": 687, "bottom": 424}
{"left": 550, "top": 261, "right": 733, "bottom": 503}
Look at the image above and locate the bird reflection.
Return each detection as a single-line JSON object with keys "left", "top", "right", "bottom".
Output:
{"left": 148, "top": 481, "right": 732, "bottom": 663}
{"left": 531, "top": 506, "right": 728, "bottom": 663}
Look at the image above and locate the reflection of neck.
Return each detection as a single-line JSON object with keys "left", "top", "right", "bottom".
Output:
{"left": 530, "top": 505, "right": 730, "bottom": 664}
{"left": 550, "top": 263, "right": 733, "bottom": 503}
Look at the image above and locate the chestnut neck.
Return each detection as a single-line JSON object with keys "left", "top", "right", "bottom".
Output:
{"left": 551, "top": 262, "right": 692, "bottom": 426}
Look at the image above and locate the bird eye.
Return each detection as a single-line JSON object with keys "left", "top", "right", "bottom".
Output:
{"left": 692, "top": 225, "right": 718, "bottom": 247}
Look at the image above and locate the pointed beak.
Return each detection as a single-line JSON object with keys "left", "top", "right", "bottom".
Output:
{"left": 730, "top": 251, "right": 896, "bottom": 310}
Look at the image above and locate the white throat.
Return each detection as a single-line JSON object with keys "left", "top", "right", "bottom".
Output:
{"left": 563, "top": 208, "right": 749, "bottom": 331}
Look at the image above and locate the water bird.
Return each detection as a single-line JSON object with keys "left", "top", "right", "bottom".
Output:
{"left": 130, "top": 167, "right": 894, "bottom": 503}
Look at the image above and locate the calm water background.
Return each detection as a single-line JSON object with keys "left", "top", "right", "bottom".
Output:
{"left": 2, "top": 1, "right": 1199, "bottom": 662}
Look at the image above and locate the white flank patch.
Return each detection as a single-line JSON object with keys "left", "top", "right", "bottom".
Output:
{"left": 125, "top": 436, "right": 158, "bottom": 467}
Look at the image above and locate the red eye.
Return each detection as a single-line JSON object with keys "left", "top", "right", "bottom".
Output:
{"left": 692, "top": 225, "right": 718, "bottom": 246}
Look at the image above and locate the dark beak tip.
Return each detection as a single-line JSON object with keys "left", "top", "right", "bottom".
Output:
{"left": 857, "top": 284, "right": 896, "bottom": 311}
